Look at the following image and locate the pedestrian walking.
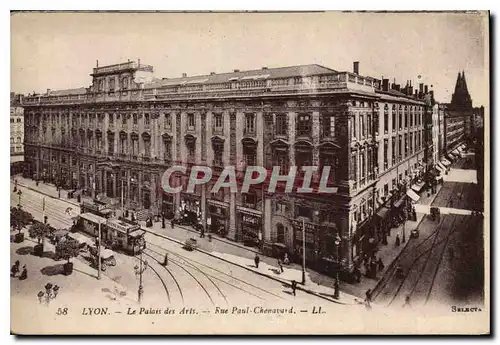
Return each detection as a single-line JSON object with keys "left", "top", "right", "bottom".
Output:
{"left": 365, "top": 289, "right": 372, "bottom": 308}
{"left": 403, "top": 295, "right": 411, "bottom": 308}
{"left": 333, "top": 277, "right": 340, "bottom": 300}
{"left": 163, "top": 252, "right": 169, "bottom": 266}
{"left": 11, "top": 260, "right": 20, "bottom": 278}
{"left": 377, "top": 257, "right": 385, "bottom": 271}
{"left": 254, "top": 254, "right": 260, "bottom": 268}
{"left": 353, "top": 266, "right": 362, "bottom": 283}
{"left": 200, "top": 227, "right": 205, "bottom": 238}
{"left": 291, "top": 280, "right": 297, "bottom": 296}
{"left": 278, "top": 259, "right": 284, "bottom": 273}
{"left": 19, "top": 265, "right": 27, "bottom": 280}
{"left": 171, "top": 219, "right": 175, "bottom": 229}
{"left": 395, "top": 234, "right": 401, "bottom": 247}
{"left": 283, "top": 253, "right": 290, "bottom": 265}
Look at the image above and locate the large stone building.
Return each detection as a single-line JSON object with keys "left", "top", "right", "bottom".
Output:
{"left": 22, "top": 60, "right": 433, "bottom": 274}
{"left": 10, "top": 93, "right": 24, "bottom": 163}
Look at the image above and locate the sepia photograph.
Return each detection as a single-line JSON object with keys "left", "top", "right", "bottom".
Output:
{"left": 9, "top": 10, "right": 490, "bottom": 335}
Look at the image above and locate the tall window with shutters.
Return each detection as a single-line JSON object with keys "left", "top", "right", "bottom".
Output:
{"left": 297, "top": 114, "right": 311, "bottom": 137}
{"left": 322, "top": 114, "right": 335, "bottom": 138}
{"left": 275, "top": 114, "right": 287, "bottom": 136}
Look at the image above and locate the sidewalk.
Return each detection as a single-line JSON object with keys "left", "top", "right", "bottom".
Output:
{"left": 12, "top": 175, "right": 91, "bottom": 208}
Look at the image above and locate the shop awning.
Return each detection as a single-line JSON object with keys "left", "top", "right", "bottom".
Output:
{"left": 68, "top": 232, "right": 93, "bottom": 245}
{"left": 376, "top": 206, "right": 390, "bottom": 219}
{"left": 442, "top": 159, "right": 451, "bottom": 166}
{"left": 394, "top": 196, "right": 406, "bottom": 208}
{"left": 406, "top": 189, "right": 420, "bottom": 202}
{"left": 53, "top": 229, "right": 69, "bottom": 238}
{"left": 411, "top": 181, "right": 425, "bottom": 192}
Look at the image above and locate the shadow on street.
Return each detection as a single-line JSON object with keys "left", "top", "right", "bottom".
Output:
{"left": 16, "top": 246, "right": 34, "bottom": 255}
{"left": 40, "top": 264, "right": 65, "bottom": 276}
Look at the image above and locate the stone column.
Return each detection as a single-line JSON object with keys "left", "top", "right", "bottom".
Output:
{"left": 312, "top": 111, "right": 320, "bottom": 166}
{"left": 226, "top": 192, "right": 237, "bottom": 241}
{"left": 113, "top": 172, "right": 117, "bottom": 199}
{"left": 288, "top": 111, "right": 296, "bottom": 166}
{"left": 104, "top": 171, "right": 108, "bottom": 195}
{"left": 127, "top": 174, "right": 131, "bottom": 209}
{"left": 174, "top": 175, "right": 181, "bottom": 218}
{"left": 339, "top": 213, "right": 354, "bottom": 271}
{"left": 36, "top": 149, "right": 40, "bottom": 180}
{"left": 264, "top": 198, "right": 272, "bottom": 243}
{"left": 201, "top": 184, "right": 207, "bottom": 230}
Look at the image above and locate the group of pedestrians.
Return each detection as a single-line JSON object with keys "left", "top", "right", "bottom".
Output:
{"left": 11, "top": 260, "right": 27, "bottom": 280}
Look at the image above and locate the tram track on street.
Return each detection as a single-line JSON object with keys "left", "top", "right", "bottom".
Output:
{"left": 145, "top": 240, "right": 284, "bottom": 301}
{"left": 143, "top": 248, "right": 216, "bottom": 305}
{"left": 374, "top": 178, "right": 466, "bottom": 304}
{"left": 140, "top": 251, "right": 185, "bottom": 304}
{"left": 134, "top": 254, "right": 171, "bottom": 303}
{"left": 385, "top": 215, "right": 466, "bottom": 307}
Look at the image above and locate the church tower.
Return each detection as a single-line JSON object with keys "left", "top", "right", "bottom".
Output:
{"left": 450, "top": 70, "right": 473, "bottom": 110}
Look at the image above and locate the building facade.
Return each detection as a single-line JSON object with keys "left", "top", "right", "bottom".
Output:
{"left": 431, "top": 103, "right": 440, "bottom": 164}
{"left": 10, "top": 93, "right": 25, "bottom": 162}
{"left": 443, "top": 71, "right": 474, "bottom": 153}
{"left": 23, "top": 60, "right": 433, "bottom": 274}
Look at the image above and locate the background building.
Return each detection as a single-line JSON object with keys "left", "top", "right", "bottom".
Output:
{"left": 22, "top": 60, "right": 434, "bottom": 275}
{"left": 10, "top": 93, "right": 25, "bottom": 167}
{"left": 443, "top": 71, "right": 474, "bottom": 154}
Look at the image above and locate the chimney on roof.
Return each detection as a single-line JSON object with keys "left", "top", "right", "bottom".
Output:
{"left": 382, "top": 79, "right": 389, "bottom": 91}
{"left": 419, "top": 83, "right": 424, "bottom": 94}
{"left": 424, "top": 84, "right": 429, "bottom": 94}
{"left": 353, "top": 61, "right": 359, "bottom": 75}
{"left": 138, "top": 59, "right": 141, "bottom": 67}
{"left": 96, "top": 60, "right": 99, "bottom": 68}
{"left": 394, "top": 84, "right": 401, "bottom": 92}
{"left": 210, "top": 72, "right": 216, "bottom": 75}
{"left": 46, "top": 89, "right": 51, "bottom": 95}
{"left": 182, "top": 73, "right": 187, "bottom": 78}
{"left": 414, "top": 89, "right": 418, "bottom": 98}
{"left": 262, "top": 66, "right": 268, "bottom": 70}
{"left": 234, "top": 69, "right": 240, "bottom": 73}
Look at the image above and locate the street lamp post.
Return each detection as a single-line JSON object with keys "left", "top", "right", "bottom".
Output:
{"left": 301, "top": 218, "right": 306, "bottom": 285}
{"left": 130, "top": 177, "right": 135, "bottom": 209}
{"left": 121, "top": 179, "right": 124, "bottom": 214}
{"left": 301, "top": 211, "right": 319, "bottom": 286}
{"left": 134, "top": 251, "right": 148, "bottom": 304}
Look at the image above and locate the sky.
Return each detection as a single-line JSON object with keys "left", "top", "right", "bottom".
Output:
{"left": 11, "top": 11, "right": 489, "bottom": 106}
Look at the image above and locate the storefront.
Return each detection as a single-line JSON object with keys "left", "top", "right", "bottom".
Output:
{"left": 238, "top": 207, "right": 262, "bottom": 247}
{"left": 291, "top": 218, "right": 319, "bottom": 265}
{"left": 207, "top": 199, "right": 229, "bottom": 236}
{"left": 180, "top": 193, "right": 201, "bottom": 225}
{"left": 374, "top": 206, "right": 391, "bottom": 245}
{"left": 161, "top": 192, "right": 174, "bottom": 218}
